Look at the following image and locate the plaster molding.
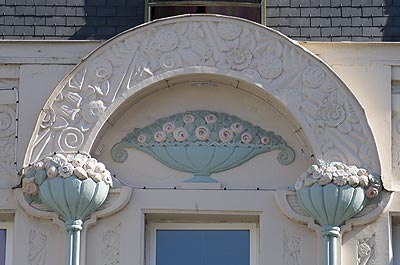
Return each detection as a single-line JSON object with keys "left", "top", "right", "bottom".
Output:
{"left": 24, "top": 15, "right": 380, "bottom": 176}
{"left": 28, "top": 229, "right": 47, "bottom": 265}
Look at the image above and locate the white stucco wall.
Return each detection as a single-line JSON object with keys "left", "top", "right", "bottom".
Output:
{"left": 0, "top": 38, "right": 398, "bottom": 265}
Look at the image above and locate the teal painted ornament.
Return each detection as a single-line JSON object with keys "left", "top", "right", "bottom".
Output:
{"left": 22, "top": 153, "right": 113, "bottom": 265}
{"left": 295, "top": 160, "right": 382, "bottom": 265}
{"left": 112, "top": 111, "right": 295, "bottom": 183}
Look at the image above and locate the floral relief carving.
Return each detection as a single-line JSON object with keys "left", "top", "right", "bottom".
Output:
{"left": 392, "top": 111, "right": 400, "bottom": 173}
{"left": 102, "top": 224, "right": 121, "bottom": 265}
{"left": 283, "top": 231, "right": 301, "bottom": 265}
{"left": 28, "top": 229, "right": 47, "bottom": 265}
{"left": 357, "top": 234, "right": 375, "bottom": 265}
{"left": 0, "top": 105, "right": 16, "bottom": 176}
{"left": 27, "top": 16, "right": 379, "bottom": 173}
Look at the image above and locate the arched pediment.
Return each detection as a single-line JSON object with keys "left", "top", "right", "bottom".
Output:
{"left": 25, "top": 15, "right": 380, "bottom": 174}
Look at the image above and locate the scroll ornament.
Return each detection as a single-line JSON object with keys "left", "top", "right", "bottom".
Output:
{"left": 294, "top": 160, "right": 382, "bottom": 265}
{"left": 112, "top": 111, "right": 295, "bottom": 183}
{"left": 22, "top": 153, "right": 115, "bottom": 265}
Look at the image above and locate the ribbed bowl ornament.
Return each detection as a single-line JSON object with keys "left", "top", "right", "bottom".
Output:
{"left": 22, "top": 153, "right": 113, "bottom": 265}
{"left": 294, "top": 160, "right": 382, "bottom": 265}
{"left": 112, "top": 111, "right": 295, "bottom": 183}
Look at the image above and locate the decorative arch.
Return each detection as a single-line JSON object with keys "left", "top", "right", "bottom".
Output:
{"left": 24, "top": 15, "right": 380, "bottom": 174}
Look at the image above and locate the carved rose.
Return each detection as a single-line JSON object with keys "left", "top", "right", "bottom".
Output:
{"left": 302, "top": 65, "right": 325, "bottom": 88}
{"left": 82, "top": 100, "right": 106, "bottom": 124}
{"left": 261, "top": 136, "right": 270, "bottom": 145}
{"left": 162, "top": 122, "right": 175, "bottom": 133}
{"left": 154, "top": 29, "right": 179, "bottom": 52}
{"left": 154, "top": 131, "right": 167, "bottom": 142}
{"left": 195, "top": 126, "right": 210, "bottom": 141}
{"left": 137, "top": 134, "right": 147, "bottom": 143}
{"left": 241, "top": 132, "right": 253, "bottom": 143}
{"left": 258, "top": 55, "right": 283, "bottom": 79}
{"left": 231, "top": 122, "right": 244, "bottom": 134}
{"left": 24, "top": 181, "right": 39, "bottom": 196}
{"left": 95, "top": 162, "right": 106, "bottom": 174}
{"left": 219, "top": 128, "right": 234, "bottom": 143}
{"left": 34, "top": 161, "right": 45, "bottom": 171}
{"left": 204, "top": 114, "right": 217, "bottom": 124}
{"left": 217, "top": 22, "right": 242, "bottom": 40}
{"left": 183, "top": 114, "right": 195, "bottom": 124}
{"left": 333, "top": 172, "right": 348, "bottom": 186}
{"left": 46, "top": 166, "right": 58, "bottom": 179}
{"left": 102, "top": 170, "right": 113, "bottom": 185}
{"left": 318, "top": 173, "right": 332, "bottom": 185}
{"left": 173, "top": 127, "right": 188, "bottom": 142}
{"left": 226, "top": 47, "right": 252, "bottom": 70}
{"left": 317, "top": 103, "right": 346, "bottom": 127}
{"left": 41, "top": 107, "right": 56, "bottom": 129}
{"left": 348, "top": 175, "right": 360, "bottom": 187}
{"left": 71, "top": 153, "right": 87, "bottom": 168}
{"left": 59, "top": 163, "right": 74, "bottom": 178}
{"left": 358, "top": 174, "right": 369, "bottom": 188}
{"left": 366, "top": 187, "right": 379, "bottom": 199}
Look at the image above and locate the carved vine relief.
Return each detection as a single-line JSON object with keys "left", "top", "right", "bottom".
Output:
{"left": 0, "top": 104, "right": 16, "bottom": 177}
{"left": 27, "top": 16, "right": 378, "bottom": 172}
{"left": 28, "top": 229, "right": 47, "bottom": 265}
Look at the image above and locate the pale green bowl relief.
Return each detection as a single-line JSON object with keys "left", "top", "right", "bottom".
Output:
{"left": 111, "top": 111, "right": 296, "bottom": 182}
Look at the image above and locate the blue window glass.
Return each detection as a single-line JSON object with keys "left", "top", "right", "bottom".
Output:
{"left": 156, "top": 230, "right": 250, "bottom": 265}
{"left": 0, "top": 229, "right": 6, "bottom": 265}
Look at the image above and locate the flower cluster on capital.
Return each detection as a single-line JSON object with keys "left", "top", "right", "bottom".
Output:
{"left": 294, "top": 160, "right": 382, "bottom": 199}
{"left": 22, "top": 153, "right": 113, "bottom": 197}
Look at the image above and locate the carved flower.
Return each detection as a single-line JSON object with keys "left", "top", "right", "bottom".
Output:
{"left": 183, "top": 114, "right": 195, "bottom": 124}
{"left": 231, "top": 122, "right": 244, "bottom": 134}
{"left": 59, "top": 163, "right": 74, "bottom": 178}
{"left": 102, "top": 170, "right": 113, "bottom": 185}
{"left": 52, "top": 154, "right": 67, "bottom": 167}
{"left": 137, "top": 134, "right": 147, "bottom": 143}
{"left": 88, "top": 170, "right": 102, "bottom": 183}
{"left": 195, "top": 126, "right": 210, "bottom": 141}
{"left": 74, "top": 167, "right": 88, "bottom": 180}
{"left": 325, "top": 166, "right": 337, "bottom": 173}
{"left": 318, "top": 173, "right": 333, "bottom": 185}
{"left": 82, "top": 100, "right": 106, "bottom": 124}
{"left": 71, "top": 154, "right": 87, "bottom": 168}
{"left": 83, "top": 158, "right": 97, "bottom": 171}
{"left": 257, "top": 55, "right": 283, "bottom": 79}
{"left": 358, "top": 174, "right": 369, "bottom": 188}
{"left": 358, "top": 242, "right": 371, "bottom": 257}
{"left": 294, "top": 179, "right": 303, "bottom": 191}
{"left": 312, "top": 169, "right": 323, "bottom": 179}
{"left": 317, "top": 103, "right": 346, "bottom": 127}
{"left": 261, "top": 136, "right": 270, "bottom": 145}
{"left": 47, "top": 166, "right": 58, "bottom": 179}
{"left": 219, "top": 128, "right": 234, "bottom": 143}
{"left": 95, "top": 162, "right": 106, "bottom": 174}
{"left": 173, "top": 127, "right": 188, "bottom": 142}
{"left": 204, "top": 113, "right": 217, "bottom": 124}
{"left": 366, "top": 187, "right": 379, "bottom": 199}
{"left": 162, "top": 122, "right": 175, "bottom": 133}
{"left": 154, "top": 29, "right": 179, "bottom": 52}
{"left": 24, "top": 181, "right": 39, "bottom": 196}
{"left": 41, "top": 107, "right": 56, "bottom": 129}
{"left": 226, "top": 47, "right": 252, "bottom": 70}
{"left": 217, "top": 22, "right": 242, "bottom": 40}
{"left": 357, "top": 168, "right": 368, "bottom": 176}
{"left": 34, "top": 161, "right": 45, "bottom": 171}
{"left": 241, "top": 132, "right": 253, "bottom": 143}
{"left": 154, "top": 131, "right": 167, "bottom": 142}
{"left": 333, "top": 173, "right": 348, "bottom": 186}
{"left": 348, "top": 175, "right": 360, "bottom": 187}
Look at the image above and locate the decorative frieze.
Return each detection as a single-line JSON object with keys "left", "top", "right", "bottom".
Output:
{"left": 25, "top": 16, "right": 379, "bottom": 176}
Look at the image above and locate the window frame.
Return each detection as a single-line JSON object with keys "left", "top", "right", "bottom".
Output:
{"left": 0, "top": 223, "right": 12, "bottom": 265}
{"left": 145, "top": 0, "right": 266, "bottom": 25}
{"left": 146, "top": 222, "right": 259, "bottom": 265}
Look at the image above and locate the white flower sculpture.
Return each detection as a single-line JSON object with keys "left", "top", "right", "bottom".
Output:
{"left": 22, "top": 153, "right": 114, "bottom": 197}
{"left": 294, "top": 160, "right": 381, "bottom": 199}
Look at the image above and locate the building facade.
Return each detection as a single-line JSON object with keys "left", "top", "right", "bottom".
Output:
{"left": 0, "top": 2, "right": 400, "bottom": 265}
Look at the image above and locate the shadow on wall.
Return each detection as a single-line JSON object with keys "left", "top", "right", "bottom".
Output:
{"left": 383, "top": 0, "right": 400, "bottom": 41}
{"left": 70, "top": 0, "right": 145, "bottom": 40}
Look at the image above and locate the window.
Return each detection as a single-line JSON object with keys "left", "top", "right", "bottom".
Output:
{"left": 147, "top": 223, "right": 258, "bottom": 265}
{"left": 0, "top": 223, "right": 12, "bottom": 265}
{"left": 146, "top": 0, "right": 266, "bottom": 25}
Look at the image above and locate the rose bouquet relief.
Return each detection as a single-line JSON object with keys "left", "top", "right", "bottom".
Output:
{"left": 295, "top": 160, "right": 382, "bottom": 265}
{"left": 112, "top": 110, "right": 295, "bottom": 183}
{"left": 22, "top": 153, "right": 114, "bottom": 265}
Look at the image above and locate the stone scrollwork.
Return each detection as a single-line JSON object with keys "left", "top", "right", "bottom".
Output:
{"left": 25, "top": 16, "right": 379, "bottom": 177}
{"left": 111, "top": 110, "right": 295, "bottom": 183}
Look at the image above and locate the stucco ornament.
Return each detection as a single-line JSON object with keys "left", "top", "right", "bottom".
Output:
{"left": 22, "top": 153, "right": 114, "bottom": 265}
{"left": 112, "top": 110, "right": 295, "bottom": 183}
{"left": 295, "top": 160, "right": 382, "bottom": 265}
{"left": 26, "top": 16, "right": 380, "bottom": 178}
